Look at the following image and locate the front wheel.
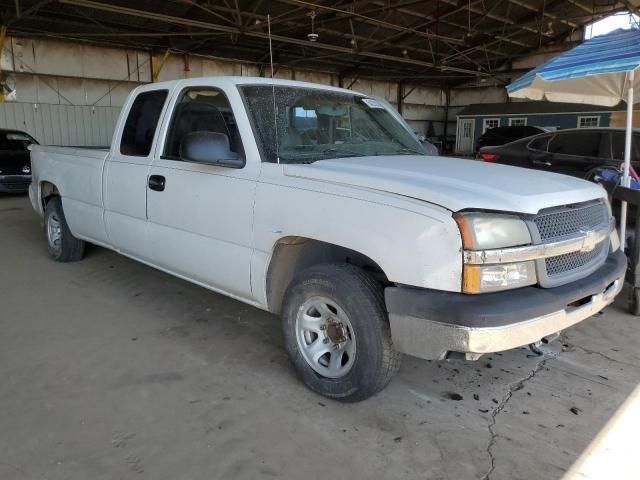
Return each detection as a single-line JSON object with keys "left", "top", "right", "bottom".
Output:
{"left": 281, "top": 263, "right": 401, "bottom": 402}
{"left": 44, "top": 196, "right": 85, "bottom": 262}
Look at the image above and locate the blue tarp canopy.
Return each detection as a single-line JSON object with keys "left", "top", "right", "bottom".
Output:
{"left": 508, "top": 28, "right": 640, "bottom": 247}
{"left": 508, "top": 28, "right": 640, "bottom": 107}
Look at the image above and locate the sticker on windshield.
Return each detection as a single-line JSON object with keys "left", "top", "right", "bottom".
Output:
{"left": 361, "top": 98, "right": 384, "bottom": 109}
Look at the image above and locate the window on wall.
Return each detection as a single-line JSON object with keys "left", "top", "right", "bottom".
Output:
{"left": 509, "top": 118, "right": 527, "bottom": 126}
{"left": 577, "top": 116, "right": 600, "bottom": 128}
{"left": 482, "top": 118, "right": 500, "bottom": 133}
{"left": 462, "top": 121, "right": 473, "bottom": 138}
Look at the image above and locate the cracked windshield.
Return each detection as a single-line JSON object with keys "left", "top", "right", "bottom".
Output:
{"left": 241, "top": 85, "right": 427, "bottom": 163}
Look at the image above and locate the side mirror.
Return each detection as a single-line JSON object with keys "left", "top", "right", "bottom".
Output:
{"left": 180, "top": 131, "right": 244, "bottom": 168}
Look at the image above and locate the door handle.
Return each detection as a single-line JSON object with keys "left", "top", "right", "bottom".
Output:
{"left": 531, "top": 154, "right": 552, "bottom": 166}
{"left": 148, "top": 175, "right": 166, "bottom": 192}
{"left": 532, "top": 160, "right": 552, "bottom": 166}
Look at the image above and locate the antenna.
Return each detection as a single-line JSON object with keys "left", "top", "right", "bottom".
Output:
{"left": 267, "top": 13, "right": 280, "bottom": 164}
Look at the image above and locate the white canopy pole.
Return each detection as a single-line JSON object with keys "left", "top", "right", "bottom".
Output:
{"left": 619, "top": 69, "right": 635, "bottom": 251}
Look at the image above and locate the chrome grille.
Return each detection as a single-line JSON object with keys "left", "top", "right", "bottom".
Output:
{"left": 534, "top": 201, "right": 607, "bottom": 241}
{"left": 533, "top": 200, "right": 609, "bottom": 283}
{"left": 545, "top": 242, "right": 607, "bottom": 276}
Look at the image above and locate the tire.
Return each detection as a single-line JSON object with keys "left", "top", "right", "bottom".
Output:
{"left": 281, "top": 263, "right": 401, "bottom": 402}
{"left": 44, "top": 196, "right": 85, "bottom": 262}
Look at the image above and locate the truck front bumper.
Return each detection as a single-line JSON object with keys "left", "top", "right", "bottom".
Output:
{"left": 385, "top": 250, "right": 626, "bottom": 361}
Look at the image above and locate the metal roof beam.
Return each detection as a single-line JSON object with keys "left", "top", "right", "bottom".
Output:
{"left": 272, "top": 0, "right": 466, "bottom": 45}
{"left": 57, "top": 0, "right": 488, "bottom": 76}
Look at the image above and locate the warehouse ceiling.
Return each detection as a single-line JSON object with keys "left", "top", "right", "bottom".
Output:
{"left": 0, "top": 0, "right": 638, "bottom": 86}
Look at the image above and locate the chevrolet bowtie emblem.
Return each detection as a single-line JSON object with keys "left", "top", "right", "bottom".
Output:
{"left": 579, "top": 230, "right": 598, "bottom": 252}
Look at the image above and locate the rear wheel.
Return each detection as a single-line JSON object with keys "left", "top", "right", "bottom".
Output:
{"left": 44, "top": 197, "right": 85, "bottom": 262}
{"left": 281, "top": 263, "right": 401, "bottom": 402}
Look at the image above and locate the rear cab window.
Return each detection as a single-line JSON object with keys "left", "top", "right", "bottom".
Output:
{"left": 120, "top": 90, "right": 169, "bottom": 156}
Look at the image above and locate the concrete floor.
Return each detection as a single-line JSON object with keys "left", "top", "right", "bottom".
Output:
{"left": 1, "top": 194, "right": 639, "bottom": 480}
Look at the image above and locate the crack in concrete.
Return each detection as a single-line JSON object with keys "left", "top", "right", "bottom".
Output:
{"left": 569, "top": 344, "right": 622, "bottom": 364}
{"left": 481, "top": 350, "right": 559, "bottom": 480}
{"left": 560, "top": 334, "right": 632, "bottom": 366}
{"left": 0, "top": 461, "right": 25, "bottom": 475}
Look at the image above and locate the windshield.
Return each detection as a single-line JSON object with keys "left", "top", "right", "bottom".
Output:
{"left": 240, "top": 85, "right": 427, "bottom": 163}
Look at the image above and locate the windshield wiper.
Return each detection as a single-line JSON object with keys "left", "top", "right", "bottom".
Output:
{"left": 318, "top": 148, "right": 368, "bottom": 158}
{"left": 377, "top": 147, "right": 425, "bottom": 156}
{"left": 277, "top": 148, "right": 366, "bottom": 164}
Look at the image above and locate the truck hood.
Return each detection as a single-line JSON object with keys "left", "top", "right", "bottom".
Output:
{"left": 283, "top": 155, "right": 606, "bottom": 214}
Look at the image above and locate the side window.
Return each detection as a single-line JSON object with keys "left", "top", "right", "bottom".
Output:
{"left": 120, "top": 90, "right": 168, "bottom": 156}
{"left": 528, "top": 135, "right": 550, "bottom": 152}
{"left": 611, "top": 132, "right": 640, "bottom": 162}
{"left": 163, "top": 87, "right": 244, "bottom": 160}
{"left": 598, "top": 132, "right": 612, "bottom": 160}
{"left": 548, "top": 132, "right": 606, "bottom": 158}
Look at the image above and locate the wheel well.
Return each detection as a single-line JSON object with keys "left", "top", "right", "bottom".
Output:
{"left": 266, "top": 236, "right": 388, "bottom": 314}
{"left": 40, "top": 181, "right": 59, "bottom": 208}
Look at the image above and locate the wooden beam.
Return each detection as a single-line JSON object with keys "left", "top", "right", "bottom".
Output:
{"left": 151, "top": 48, "right": 171, "bottom": 82}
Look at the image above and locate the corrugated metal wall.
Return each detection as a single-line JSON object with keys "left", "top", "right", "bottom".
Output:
{"left": 0, "top": 102, "right": 119, "bottom": 146}
{"left": 0, "top": 36, "right": 467, "bottom": 147}
{"left": 0, "top": 35, "right": 516, "bottom": 150}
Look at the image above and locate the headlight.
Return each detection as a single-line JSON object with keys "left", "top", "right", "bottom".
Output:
{"left": 455, "top": 213, "right": 531, "bottom": 249}
{"left": 463, "top": 262, "right": 537, "bottom": 294}
{"left": 455, "top": 213, "right": 536, "bottom": 293}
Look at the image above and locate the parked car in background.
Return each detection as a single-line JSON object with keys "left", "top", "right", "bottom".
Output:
{"left": 478, "top": 128, "right": 639, "bottom": 179}
{"left": 475, "top": 125, "right": 546, "bottom": 153}
{"left": 0, "top": 129, "right": 39, "bottom": 193}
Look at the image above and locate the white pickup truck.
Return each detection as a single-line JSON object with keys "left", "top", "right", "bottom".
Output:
{"left": 29, "top": 77, "right": 625, "bottom": 402}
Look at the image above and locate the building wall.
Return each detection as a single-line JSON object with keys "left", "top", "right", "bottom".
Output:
{"left": 0, "top": 102, "right": 119, "bottom": 146}
{"left": 456, "top": 112, "right": 613, "bottom": 153}
{"left": 0, "top": 37, "right": 581, "bottom": 151}
{"left": 610, "top": 110, "right": 640, "bottom": 128}
{"left": 0, "top": 36, "right": 451, "bottom": 146}
{"left": 447, "top": 86, "right": 507, "bottom": 149}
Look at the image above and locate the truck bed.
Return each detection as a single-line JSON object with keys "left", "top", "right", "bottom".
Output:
{"left": 30, "top": 145, "right": 111, "bottom": 233}
{"left": 30, "top": 144, "right": 110, "bottom": 158}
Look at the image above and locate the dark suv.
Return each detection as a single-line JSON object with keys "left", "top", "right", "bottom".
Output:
{"left": 0, "top": 129, "right": 38, "bottom": 193}
{"left": 478, "top": 128, "right": 639, "bottom": 178}
{"left": 475, "top": 125, "right": 546, "bottom": 153}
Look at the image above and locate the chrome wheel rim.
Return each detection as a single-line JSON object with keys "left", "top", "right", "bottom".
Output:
{"left": 295, "top": 296, "right": 356, "bottom": 378}
{"left": 47, "top": 213, "right": 62, "bottom": 253}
